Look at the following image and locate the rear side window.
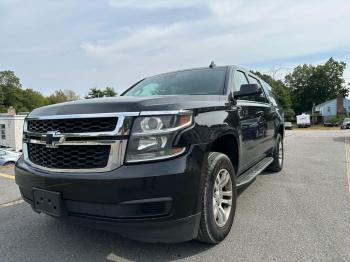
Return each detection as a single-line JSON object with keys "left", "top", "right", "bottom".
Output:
{"left": 247, "top": 75, "right": 269, "bottom": 103}
{"left": 233, "top": 71, "right": 249, "bottom": 91}
{"left": 262, "top": 81, "right": 280, "bottom": 107}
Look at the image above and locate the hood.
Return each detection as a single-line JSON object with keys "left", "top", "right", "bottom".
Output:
{"left": 28, "top": 95, "right": 227, "bottom": 117}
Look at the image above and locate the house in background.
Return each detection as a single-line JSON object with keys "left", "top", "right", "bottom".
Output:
{"left": 0, "top": 107, "right": 27, "bottom": 152}
{"left": 312, "top": 95, "right": 350, "bottom": 123}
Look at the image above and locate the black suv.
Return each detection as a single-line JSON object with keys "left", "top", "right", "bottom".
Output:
{"left": 15, "top": 65, "right": 284, "bottom": 244}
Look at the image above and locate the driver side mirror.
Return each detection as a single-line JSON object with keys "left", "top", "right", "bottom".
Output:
{"left": 233, "top": 84, "right": 261, "bottom": 99}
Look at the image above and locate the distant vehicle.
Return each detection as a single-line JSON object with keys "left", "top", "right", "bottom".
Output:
{"left": 324, "top": 122, "right": 338, "bottom": 127}
{"left": 296, "top": 114, "right": 311, "bottom": 128}
{"left": 285, "top": 122, "right": 293, "bottom": 130}
{"left": 0, "top": 149, "right": 21, "bottom": 166}
{"left": 341, "top": 118, "right": 350, "bottom": 129}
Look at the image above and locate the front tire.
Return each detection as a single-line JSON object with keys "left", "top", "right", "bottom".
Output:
{"left": 267, "top": 134, "right": 284, "bottom": 172}
{"left": 3, "top": 161, "right": 15, "bottom": 166}
{"left": 196, "top": 152, "right": 237, "bottom": 244}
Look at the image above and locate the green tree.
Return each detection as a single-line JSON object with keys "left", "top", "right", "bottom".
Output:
{"left": 0, "top": 70, "right": 21, "bottom": 88}
{"left": 252, "top": 71, "right": 293, "bottom": 110}
{"left": 20, "top": 89, "right": 47, "bottom": 111}
{"left": 46, "top": 90, "right": 69, "bottom": 104}
{"left": 0, "top": 71, "right": 82, "bottom": 113}
{"left": 85, "top": 88, "right": 105, "bottom": 99}
{"left": 104, "top": 87, "right": 117, "bottom": 97}
{"left": 0, "top": 70, "right": 23, "bottom": 112}
{"left": 85, "top": 87, "right": 117, "bottom": 99}
{"left": 285, "top": 58, "right": 348, "bottom": 114}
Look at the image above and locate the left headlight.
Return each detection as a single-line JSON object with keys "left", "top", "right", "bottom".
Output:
{"left": 126, "top": 111, "right": 193, "bottom": 163}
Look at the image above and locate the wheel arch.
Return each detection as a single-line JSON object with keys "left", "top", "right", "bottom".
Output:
{"left": 209, "top": 134, "right": 239, "bottom": 174}
{"left": 278, "top": 124, "right": 284, "bottom": 138}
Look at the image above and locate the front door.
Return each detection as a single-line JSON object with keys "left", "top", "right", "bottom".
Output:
{"left": 231, "top": 70, "right": 273, "bottom": 172}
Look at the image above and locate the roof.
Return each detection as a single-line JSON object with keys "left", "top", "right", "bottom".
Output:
{"left": 315, "top": 97, "right": 350, "bottom": 108}
{"left": 315, "top": 99, "right": 336, "bottom": 108}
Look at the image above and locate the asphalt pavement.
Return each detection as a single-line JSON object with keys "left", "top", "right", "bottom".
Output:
{"left": 1, "top": 130, "right": 350, "bottom": 262}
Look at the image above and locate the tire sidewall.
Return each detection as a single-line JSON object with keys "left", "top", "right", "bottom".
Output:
{"left": 276, "top": 134, "right": 283, "bottom": 169}
{"left": 204, "top": 154, "right": 237, "bottom": 242}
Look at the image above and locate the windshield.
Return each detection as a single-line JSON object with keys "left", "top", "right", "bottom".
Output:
{"left": 122, "top": 68, "right": 227, "bottom": 96}
{"left": 344, "top": 118, "right": 350, "bottom": 122}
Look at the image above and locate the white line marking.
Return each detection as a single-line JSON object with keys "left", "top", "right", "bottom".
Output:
{"left": 0, "top": 199, "right": 24, "bottom": 209}
{"left": 344, "top": 138, "right": 350, "bottom": 192}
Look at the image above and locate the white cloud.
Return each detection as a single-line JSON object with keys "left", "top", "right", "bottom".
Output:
{"left": 83, "top": 0, "right": 350, "bottom": 69}
{"left": 2, "top": 0, "right": 350, "bottom": 95}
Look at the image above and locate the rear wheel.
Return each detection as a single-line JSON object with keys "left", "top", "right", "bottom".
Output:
{"left": 267, "top": 134, "right": 283, "bottom": 172}
{"left": 196, "top": 152, "right": 237, "bottom": 244}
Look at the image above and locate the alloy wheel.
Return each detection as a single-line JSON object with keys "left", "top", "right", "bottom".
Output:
{"left": 212, "top": 169, "right": 233, "bottom": 227}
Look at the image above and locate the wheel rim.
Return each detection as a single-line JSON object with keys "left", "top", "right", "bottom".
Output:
{"left": 278, "top": 140, "right": 283, "bottom": 166}
{"left": 212, "top": 169, "right": 233, "bottom": 228}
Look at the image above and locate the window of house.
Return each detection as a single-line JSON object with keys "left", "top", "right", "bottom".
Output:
{"left": 0, "top": 124, "right": 6, "bottom": 140}
{"left": 327, "top": 107, "right": 331, "bottom": 112}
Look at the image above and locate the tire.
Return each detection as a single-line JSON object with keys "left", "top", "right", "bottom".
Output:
{"left": 196, "top": 152, "right": 237, "bottom": 244}
{"left": 267, "top": 134, "right": 283, "bottom": 172}
{"left": 3, "top": 161, "right": 15, "bottom": 166}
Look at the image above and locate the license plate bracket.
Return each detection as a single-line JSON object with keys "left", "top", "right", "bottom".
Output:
{"left": 33, "top": 188, "right": 62, "bottom": 217}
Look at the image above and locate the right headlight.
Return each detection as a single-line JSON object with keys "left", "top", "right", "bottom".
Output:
{"left": 125, "top": 111, "right": 193, "bottom": 163}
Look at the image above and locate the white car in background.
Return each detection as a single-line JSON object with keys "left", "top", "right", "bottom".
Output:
{"left": 341, "top": 118, "right": 350, "bottom": 129}
{"left": 0, "top": 149, "right": 21, "bottom": 166}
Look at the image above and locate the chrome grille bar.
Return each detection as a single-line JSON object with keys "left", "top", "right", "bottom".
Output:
{"left": 23, "top": 112, "right": 140, "bottom": 173}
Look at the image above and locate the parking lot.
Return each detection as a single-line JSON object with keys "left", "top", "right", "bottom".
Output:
{"left": 1, "top": 130, "right": 350, "bottom": 262}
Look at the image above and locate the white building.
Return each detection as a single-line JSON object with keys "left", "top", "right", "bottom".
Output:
{"left": 0, "top": 108, "right": 27, "bottom": 152}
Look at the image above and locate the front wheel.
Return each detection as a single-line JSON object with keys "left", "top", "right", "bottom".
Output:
{"left": 196, "top": 152, "right": 237, "bottom": 244}
{"left": 267, "top": 134, "right": 284, "bottom": 172}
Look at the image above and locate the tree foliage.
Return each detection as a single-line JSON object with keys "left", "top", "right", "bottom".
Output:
{"left": 0, "top": 70, "right": 80, "bottom": 112}
{"left": 252, "top": 71, "right": 295, "bottom": 121}
{"left": 104, "top": 87, "right": 117, "bottom": 97}
{"left": 85, "top": 87, "right": 117, "bottom": 99}
{"left": 285, "top": 58, "right": 347, "bottom": 114}
{"left": 1, "top": 58, "right": 348, "bottom": 118}
{"left": 252, "top": 71, "right": 292, "bottom": 109}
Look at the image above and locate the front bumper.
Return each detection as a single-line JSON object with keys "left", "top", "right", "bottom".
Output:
{"left": 15, "top": 144, "right": 207, "bottom": 243}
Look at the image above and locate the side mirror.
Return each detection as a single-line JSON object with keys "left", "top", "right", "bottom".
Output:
{"left": 233, "top": 84, "right": 261, "bottom": 99}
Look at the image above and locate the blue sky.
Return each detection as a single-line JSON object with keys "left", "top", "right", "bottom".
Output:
{"left": 1, "top": 0, "right": 350, "bottom": 96}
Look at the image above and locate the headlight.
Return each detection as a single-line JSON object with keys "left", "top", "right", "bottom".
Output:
{"left": 126, "top": 111, "right": 193, "bottom": 162}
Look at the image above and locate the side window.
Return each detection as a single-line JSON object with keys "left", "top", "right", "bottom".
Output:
{"left": 233, "top": 70, "right": 249, "bottom": 91}
{"left": 131, "top": 83, "right": 160, "bottom": 96}
{"left": 247, "top": 75, "right": 269, "bottom": 103}
{"left": 262, "top": 81, "right": 278, "bottom": 107}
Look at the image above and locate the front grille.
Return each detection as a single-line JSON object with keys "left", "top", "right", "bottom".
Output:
{"left": 28, "top": 143, "right": 111, "bottom": 169}
{"left": 27, "top": 117, "right": 118, "bottom": 133}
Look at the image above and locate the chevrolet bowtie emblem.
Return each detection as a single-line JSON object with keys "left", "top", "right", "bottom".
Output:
{"left": 42, "top": 131, "right": 65, "bottom": 148}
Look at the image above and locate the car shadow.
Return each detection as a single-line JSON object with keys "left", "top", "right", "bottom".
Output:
{"left": 22, "top": 182, "right": 256, "bottom": 262}
{"left": 35, "top": 216, "right": 212, "bottom": 262}
{"left": 7, "top": 178, "right": 255, "bottom": 262}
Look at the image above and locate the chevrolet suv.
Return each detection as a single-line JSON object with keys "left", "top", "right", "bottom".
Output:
{"left": 15, "top": 65, "right": 284, "bottom": 244}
